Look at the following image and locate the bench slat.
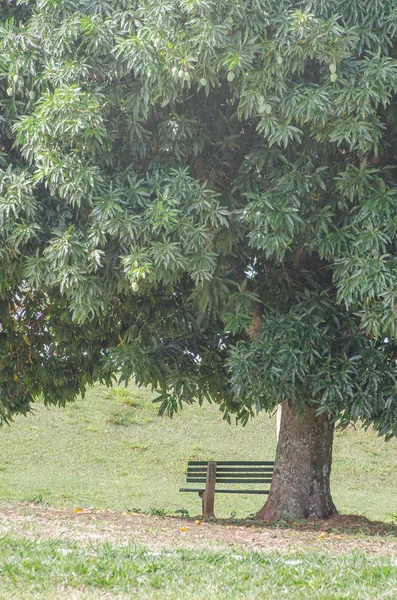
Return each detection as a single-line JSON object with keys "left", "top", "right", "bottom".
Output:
{"left": 187, "top": 467, "right": 274, "bottom": 472}
{"left": 186, "top": 477, "right": 273, "bottom": 482}
{"left": 187, "top": 461, "right": 274, "bottom": 466}
{"left": 180, "top": 488, "right": 270, "bottom": 495}
{"left": 215, "top": 473, "right": 273, "bottom": 479}
{"left": 187, "top": 467, "right": 274, "bottom": 475}
{"left": 187, "top": 478, "right": 273, "bottom": 484}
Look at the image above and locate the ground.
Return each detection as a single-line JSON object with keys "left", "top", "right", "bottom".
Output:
{"left": 0, "top": 388, "right": 396, "bottom": 597}
{"left": 1, "top": 502, "right": 396, "bottom": 557}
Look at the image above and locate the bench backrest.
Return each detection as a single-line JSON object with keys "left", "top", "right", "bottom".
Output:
{"left": 186, "top": 461, "right": 274, "bottom": 485}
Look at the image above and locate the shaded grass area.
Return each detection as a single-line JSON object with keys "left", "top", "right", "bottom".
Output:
{"left": 0, "top": 384, "right": 396, "bottom": 520}
{"left": 0, "top": 536, "right": 396, "bottom": 600}
{"left": 185, "top": 513, "right": 397, "bottom": 538}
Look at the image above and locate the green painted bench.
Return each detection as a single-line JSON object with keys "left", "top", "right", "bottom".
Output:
{"left": 179, "top": 460, "right": 274, "bottom": 517}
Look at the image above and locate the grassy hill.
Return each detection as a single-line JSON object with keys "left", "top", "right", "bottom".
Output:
{"left": 0, "top": 384, "right": 396, "bottom": 521}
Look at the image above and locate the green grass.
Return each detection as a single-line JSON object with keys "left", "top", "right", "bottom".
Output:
{"left": 0, "top": 536, "right": 396, "bottom": 599}
{"left": 0, "top": 384, "right": 396, "bottom": 520}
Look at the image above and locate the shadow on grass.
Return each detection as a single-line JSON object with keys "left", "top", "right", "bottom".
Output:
{"left": 181, "top": 513, "right": 397, "bottom": 537}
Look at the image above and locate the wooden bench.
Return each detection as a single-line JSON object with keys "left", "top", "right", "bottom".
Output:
{"left": 179, "top": 460, "right": 274, "bottom": 518}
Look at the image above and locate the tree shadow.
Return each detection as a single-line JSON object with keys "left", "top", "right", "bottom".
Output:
{"left": 186, "top": 513, "right": 397, "bottom": 537}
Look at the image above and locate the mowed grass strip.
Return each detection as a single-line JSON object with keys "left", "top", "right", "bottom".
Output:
{"left": 0, "top": 384, "right": 396, "bottom": 520}
{"left": 0, "top": 536, "right": 396, "bottom": 600}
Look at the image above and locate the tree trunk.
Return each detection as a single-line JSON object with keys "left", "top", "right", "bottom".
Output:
{"left": 257, "top": 401, "right": 337, "bottom": 522}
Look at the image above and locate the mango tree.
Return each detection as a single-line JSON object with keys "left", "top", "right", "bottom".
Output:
{"left": 1, "top": 0, "right": 397, "bottom": 520}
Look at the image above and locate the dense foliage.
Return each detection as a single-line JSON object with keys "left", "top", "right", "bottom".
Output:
{"left": 1, "top": 0, "right": 397, "bottom": 438}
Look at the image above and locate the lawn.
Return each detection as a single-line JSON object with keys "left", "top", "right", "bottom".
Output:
{"left": 0, "top": 534, "right": 396, "bottom": 600}
{"left": 0, "top": 384, "right": 395, "bottom": 520}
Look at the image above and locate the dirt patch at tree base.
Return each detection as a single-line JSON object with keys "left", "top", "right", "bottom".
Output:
{"left": 0, "top": 503, "right": 396, "bottom": 556}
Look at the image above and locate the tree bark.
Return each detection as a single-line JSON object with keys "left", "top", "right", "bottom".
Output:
{"left": 257, "top": 401, "right": 337, "bottom": 522}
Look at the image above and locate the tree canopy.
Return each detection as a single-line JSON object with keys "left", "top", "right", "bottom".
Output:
{"left": 1, "top": 0, "right": 397, "bottom": 444}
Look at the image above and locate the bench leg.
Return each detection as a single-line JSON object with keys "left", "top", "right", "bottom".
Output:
{"left": 202, "top": 461, "right": 217, "bottom": 518}
{"left": 198, "top": 492, "right": 204, "bottom": 516}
